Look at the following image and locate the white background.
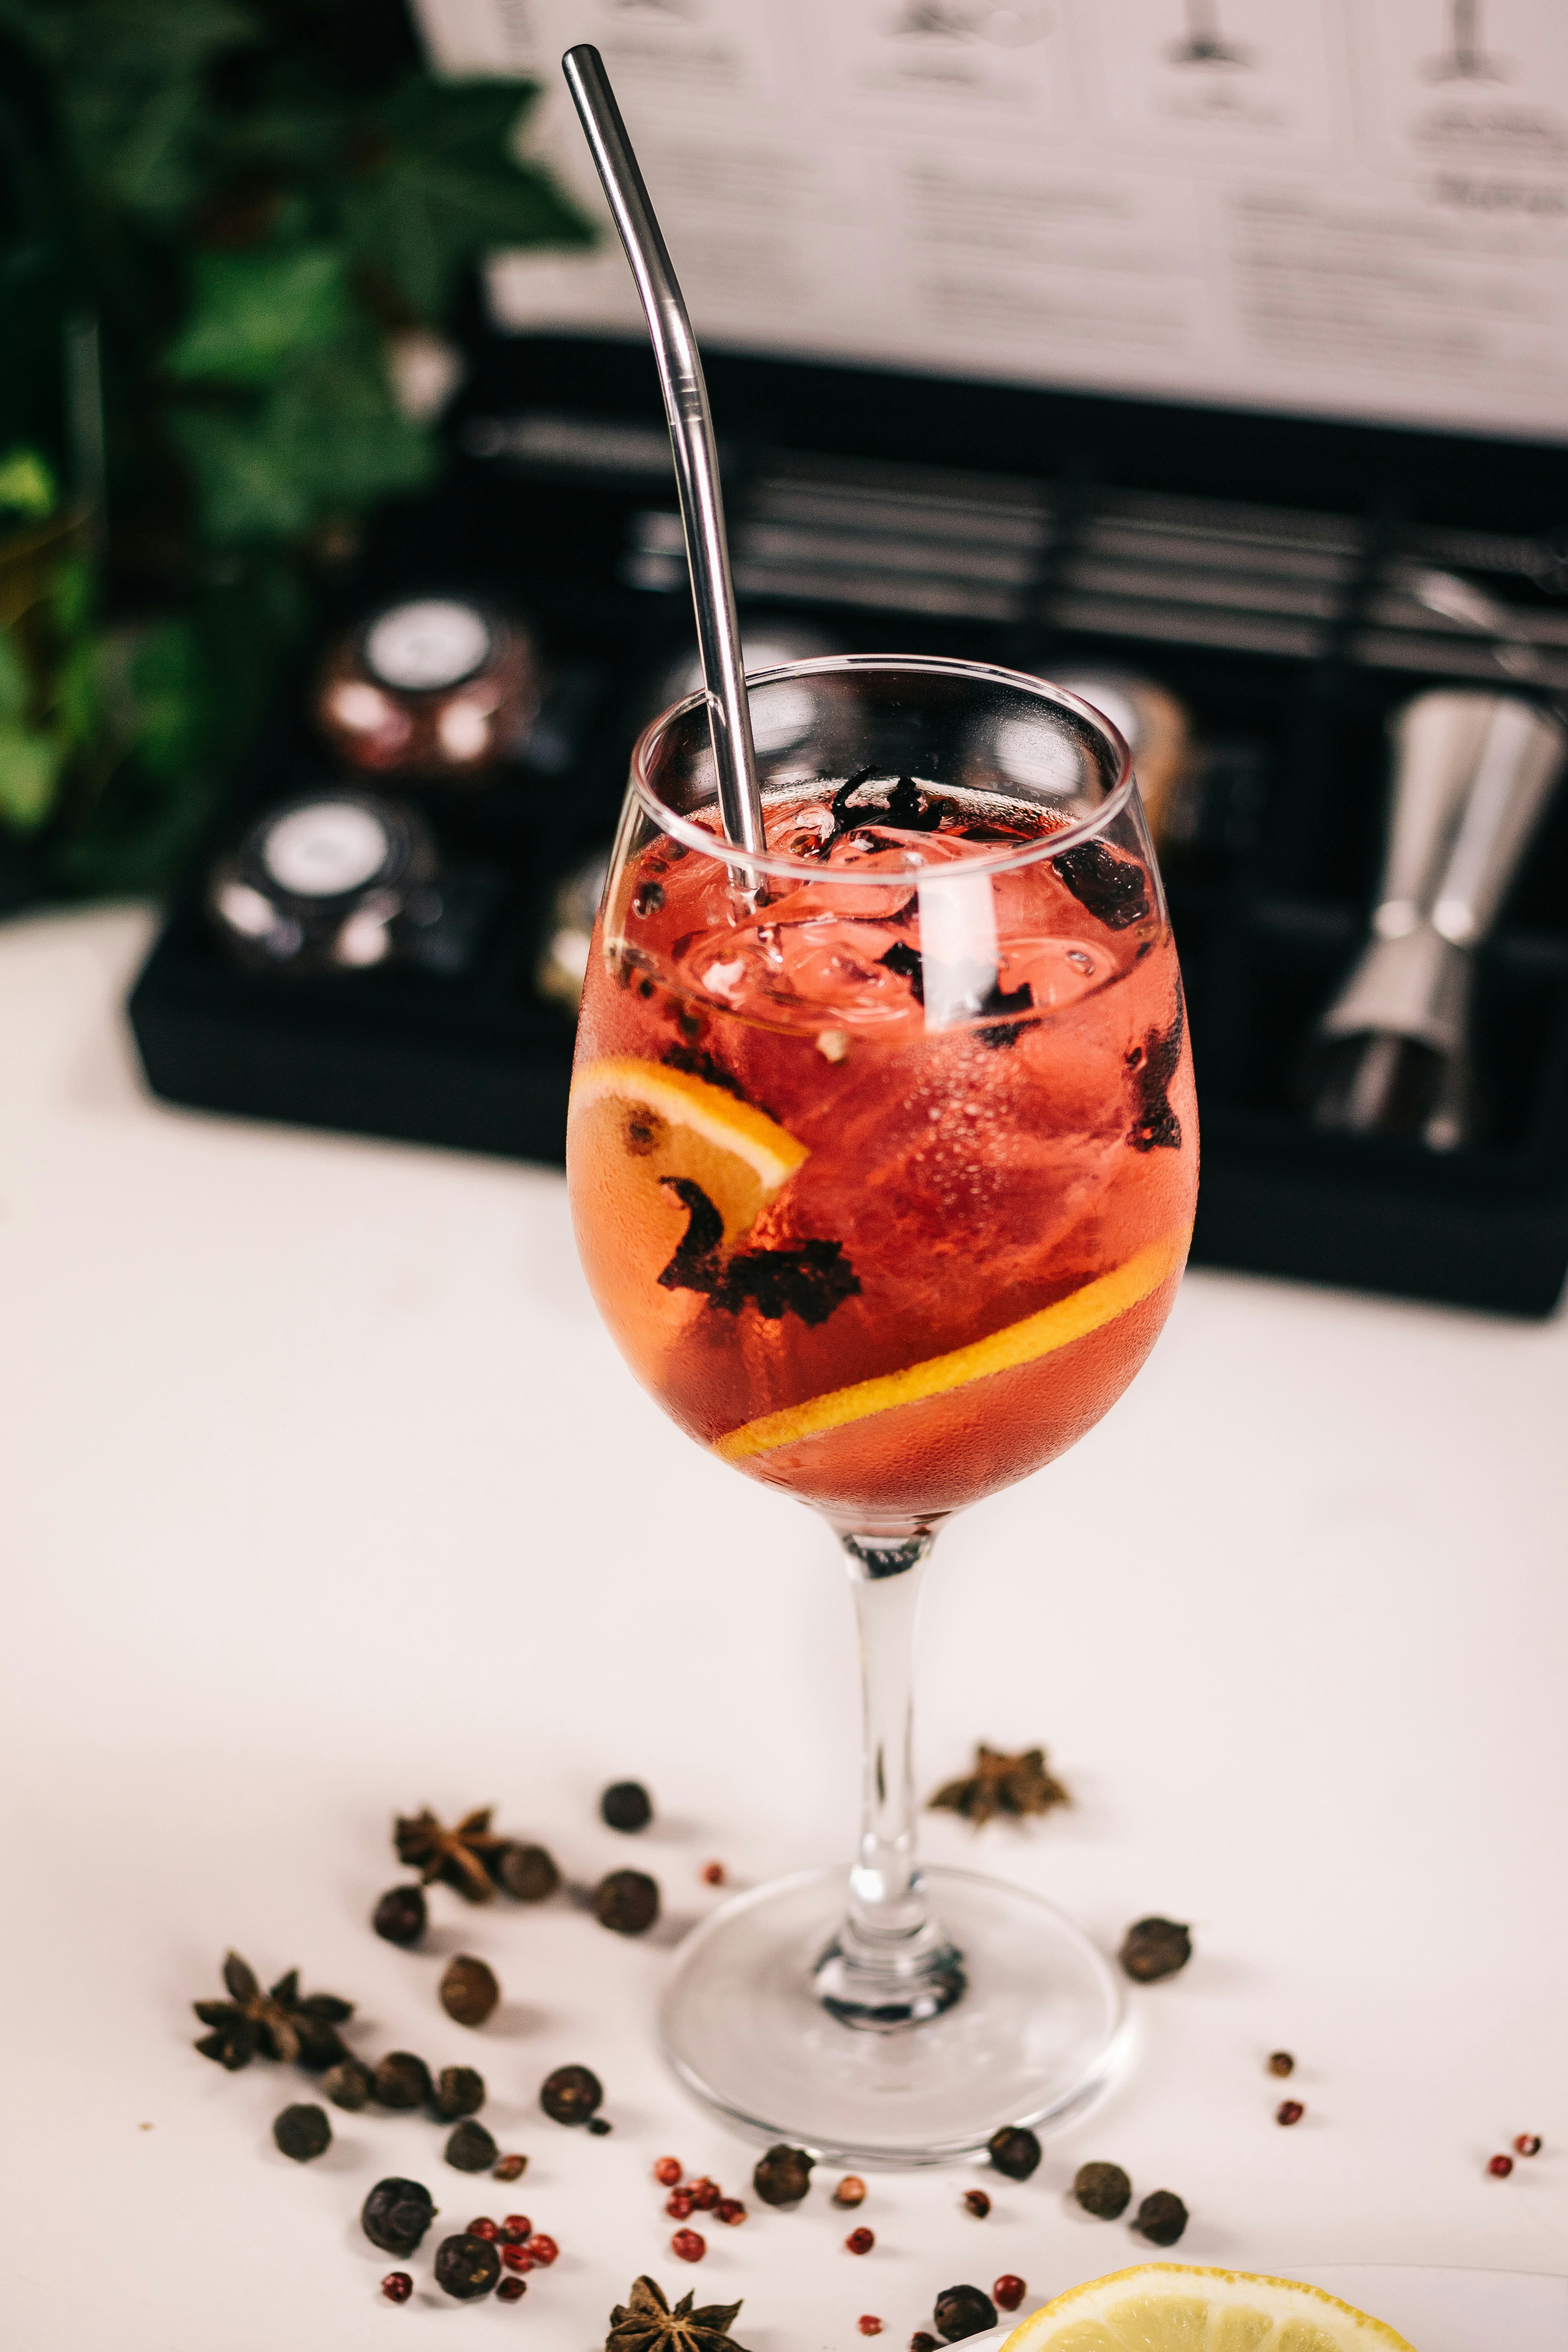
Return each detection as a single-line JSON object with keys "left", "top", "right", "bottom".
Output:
{"left": 1, "top": 903, "right": 1564, "bottom": 2345}
{"left": 416, "top": 0, "right": 1568, "bottom": 442}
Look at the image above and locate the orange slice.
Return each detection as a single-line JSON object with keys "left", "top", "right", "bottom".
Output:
{"left": 715, "top": 1230, "right": 1186, "bottom": 1463}
{"left": 569, "top": 1056, "right": 808, "bottom": 1248}
{"left": 1001, "top": 2265, "right": 1416, "bottom": 2352}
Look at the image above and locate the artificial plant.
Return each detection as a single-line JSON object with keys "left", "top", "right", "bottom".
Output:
{"left": 0, "top": 0, "right": 591, "bottom": 902}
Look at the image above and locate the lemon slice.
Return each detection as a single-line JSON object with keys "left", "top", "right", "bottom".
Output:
{"left": 570, "top": 1056, "right": 808, "bottom": 1248}
{"left": 715, "top": 1231, "right": 1186, "bottom": 1463}
{"left": 1001, "top": 2265, "right": 1417, "bottom": 2352}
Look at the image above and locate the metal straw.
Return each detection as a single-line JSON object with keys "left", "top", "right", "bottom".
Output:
{"left": 562, "top": 44, "right": 766, "bottom": 863}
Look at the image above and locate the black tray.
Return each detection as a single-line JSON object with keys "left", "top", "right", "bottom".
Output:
{"left": 129, "top": 330, "right": 1568, "bottom": 1317}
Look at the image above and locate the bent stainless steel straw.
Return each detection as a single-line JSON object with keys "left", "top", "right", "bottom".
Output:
{"left": 562, "top": 44, "right": 766, "bottom": 862}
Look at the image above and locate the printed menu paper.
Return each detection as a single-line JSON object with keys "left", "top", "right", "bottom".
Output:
{"left": 413, "top": 0, "right": 1568, "bottom": 443}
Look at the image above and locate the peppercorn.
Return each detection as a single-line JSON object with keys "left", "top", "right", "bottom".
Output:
{"left": 701, "top": 1861, "right": 726, "bottom": 1886}
{"left": 993, "top": 2275, "right": 1025, "bottom": 2313}
{"left": 962, "top": 2188, "right": 990, "bottom": 2219}
{"left": 493, "top": 2153, "right": 527, "bottom": 2182}
{"left": 987, "top": 2126, "right": 1042, "bottom": 2181}
{"left": 435, "top": 2232, "right": 502, "bottom": 2300}
{"left": 671, "top": 2228, "right": 706, "bottom": 2262}
{"left": 1488, "top": 2154, "right": 1514, "bottom": 2178}
{"left": 381, "top": 2272, "right": 414, "bottom": 2304}
{"left": 667, "top": 2191, "right": 695, "bottom": 2220}
{"left": 588, "top": 2115, "right": 613, "bottom": 2135}
{"left": 753, "top": 2143, "right": 814, "bottom": 2206}
{"left": 446, "top": 2119, "right": 499, "bottom": 2173}
{"left": 323, "top": 2057, "right": 374, "bottom": 2111}
{"left": 440, "top": 1954, "right": 499, "bottom": 2028}
{"left": 373, "top": 1885, "right": 427, "bottom": 1947}
{"left": 494, "top": 1842, "right": 561, "bottom": 1904}
{"left": 1276, "top": 2101, "right": 1304, "bottom": 2127}
{"left": 433, "top": 2065, "right": 486, "bottom": 2120}
{"left": 601, "top": 1780, "right": 654, "bottom": 1832}
{"left": 593, "top": 1868, "right": 661, "bottom": 1936}
{"left": 858, "top": 2322, "right": 883, "bottom": 2338}
{"left": 911, "top": 2336, "right": 940, "bottom": 2351}
{"left": 497, "top": 2277, "right": 527, "bottom": 2303}
{"left": 273, "top": 2102, "right": 331, "bottom": 2163}
{"left": 468, "top": 2217, "right": 499, "bottom": 2239}
{"left": 833, "top": 2175, "right": 867, "bottom": 2207}
{"left": 1514, "top": 2135, "right": 1542, "bottom": 2156}
{"left": 363, "top": 2178, "right": 436, "bottom": 2257}
{"left": 689, "top": 2177, "right": 720, "bottom": 2210}
{"left": 1073, "top": 2161, "right": 1132, "bottom": 2220}
{"left": 1118, "top": 1917, "right": 1192, "bottom": 1983}
{"left": 541, "top": 2063, "right": 603, "bottom": 2125}
{"left": 933, "top": 2283, "right": 998, "bottom": 2340}
{"left": 654, "top": 2156, "right": 683, "bottom": 2185}
{"left": 501, "top": 2215, "right": 531, "bottom": 2239}
{"left": 1131, "top": 2190, "right": 1189, "bottom": 2247}
{"left": 846, "top": 2226, "right": 875, "bottom": 2254}
{"left": 526, "top": 2232, "right": 559, "bottom": 2266}
{"left": 714, "top": 2198, "right": 746, "bottom": 2225}
{"left": 1267, "top": 2051, "right": 1295, "bottom": 2078}
{"left": 501, "top": 2243, "right": 532, "bottom": 2274}
{"left": 374, "top": 2052, "right": 433, "bottom": 2111}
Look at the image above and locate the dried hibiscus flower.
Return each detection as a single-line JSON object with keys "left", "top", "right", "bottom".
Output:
{"left": 929, "top": 1744, "right": 1069, "bottom": 1828}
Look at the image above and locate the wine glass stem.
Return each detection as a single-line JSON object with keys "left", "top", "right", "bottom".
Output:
{"left": 813, "top": 1532, "right": 966, "bottom": 2028}
{"left": 846, "top": 1532, "right": 931, "bottom": 1934}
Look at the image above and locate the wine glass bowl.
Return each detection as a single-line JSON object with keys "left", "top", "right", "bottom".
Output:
{"left": 566, "top": 656, "right": 1197, "bottom": 2160}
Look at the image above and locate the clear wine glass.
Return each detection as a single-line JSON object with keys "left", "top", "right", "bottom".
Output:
{"left": 567, "top": 655, "right": 1197, "bottom": 2163}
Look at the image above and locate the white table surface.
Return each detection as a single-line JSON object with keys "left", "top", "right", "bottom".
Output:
{"left": 0, "top": 904, "right": 1563, "bottom": 2351}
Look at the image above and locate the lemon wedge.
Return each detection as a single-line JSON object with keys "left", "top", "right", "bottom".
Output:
{"left": 1001, "top": 2265, "right": 1417, "bottom": 2352}
{"left": 570, "top": 1056, "right": 808, "bottom": 1249}
{"left": 715, "top": 1231, "right": 1186, "bottom": 1463}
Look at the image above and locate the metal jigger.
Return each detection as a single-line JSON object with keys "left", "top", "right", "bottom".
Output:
{"left": 1312, "top": 691, "right": 1566, "bottom": 1149}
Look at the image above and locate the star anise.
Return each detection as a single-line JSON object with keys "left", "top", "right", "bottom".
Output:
{"left": 929, "top": 1743, "right": 1071, "bottom": 1828}
{"left": 394, "top": 1806, "right": 510, "bottom": 1903}
{"left": 192, "top": 1951, "right": 354, "bottom": 2071}
{"left": 606, "top": 2274, "right": 750, "bottom": 2352}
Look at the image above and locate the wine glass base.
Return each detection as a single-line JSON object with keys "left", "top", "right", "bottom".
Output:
{"left": 659, "top": 1865, "right": 1128, "bottom": 2167}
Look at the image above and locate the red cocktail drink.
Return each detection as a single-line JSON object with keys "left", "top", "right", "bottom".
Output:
{"left": 572, "top": 778, "right": 1194, "bottom": 1532}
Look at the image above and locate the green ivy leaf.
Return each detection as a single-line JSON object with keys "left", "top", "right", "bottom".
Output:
{"left": 0, "top": 632, "right": 31, "bottom": 723}
{"left": 262, "top": 341, "right": 436, "bottom": 512}
{"left": 5, "top": 0, "right": 260, "bottom": 224}
{"left": 0, "top": 722, "right": 65, "bottom": 832}
{"left": 165, "top": 407, "right": 316, "bottom": 543}
{"left": 165, "top": 246, "right": 352, "bottom": 387}
{"left": 50, "top": 552, "right": 96, "bottom": 636}
{"left": 53, "top": 637, "right": 102, "bottom": 748}
{"left": 0, "top": 447, "right": 59, "bottom": 522}
{"left": 343, "top": 76, "right": 594, "bottom": 318}
{"left": 127, "top": 615, "right": 212, "bottom": 782}
{"left": 168, "top": 338, "right": 435, "bottom": 544}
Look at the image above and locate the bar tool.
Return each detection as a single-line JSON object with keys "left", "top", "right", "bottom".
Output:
{"left": 563, "top": 44, "right": 765, "bottom": 867}
{"left": 1312, "top": 690, "right": 1566, "bottom": 1148}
